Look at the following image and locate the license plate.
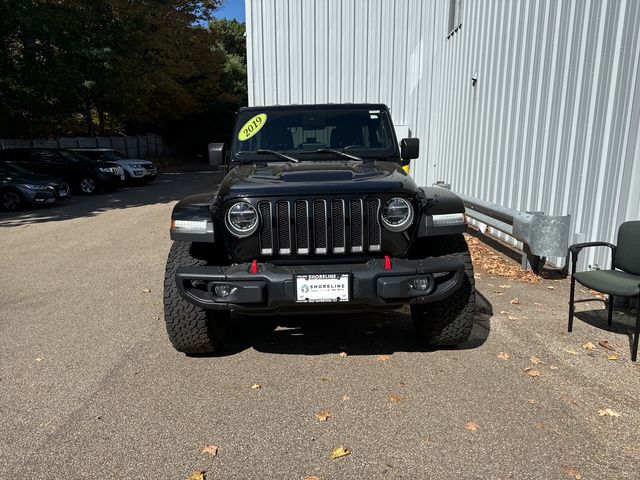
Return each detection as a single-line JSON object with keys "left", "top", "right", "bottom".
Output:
{"left": 120, "top": 174, "right": 125, "bottom": 180}
{"left": 58, "top": 189, "right": 68, "bottom": 197}
{"left": 295, "top": 274, "right": 350, "bottom": 303}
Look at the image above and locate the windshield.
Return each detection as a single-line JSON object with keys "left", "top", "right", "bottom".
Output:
{"left": 59, "top": 150, "right": 93, "bottom": 162}
{"left": 0, "top": 162, "right": 33, "bottom": 175}
{"left": 233, "top": 107, "right": 397, "bottom": 160}
{"left": 73, "top": 150, "right": 128, "bottom": 162}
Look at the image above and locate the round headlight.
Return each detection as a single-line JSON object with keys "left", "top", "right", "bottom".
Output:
{"left": 381, "top": 197, "right": 414, "bottom": 232}
{"left": 226, "top": 202, "right": 258, "bottom": 237}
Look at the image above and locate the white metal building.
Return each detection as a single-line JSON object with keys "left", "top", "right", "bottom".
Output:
{"left": 245, "top": 0, "right": 640, "bottom": 269}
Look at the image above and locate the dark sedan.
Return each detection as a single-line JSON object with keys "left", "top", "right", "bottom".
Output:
{"left": 0, "top": 148, "right": 125, "bottom": 194}
{"left": 0, "top": 162, "right": 70, "bottom": 211}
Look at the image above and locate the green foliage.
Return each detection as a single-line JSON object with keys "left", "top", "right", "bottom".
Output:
{"left": 0, "top": 0, "right": 247, "bottom": 141}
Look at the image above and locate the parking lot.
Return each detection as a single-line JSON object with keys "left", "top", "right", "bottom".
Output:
{"left": 1, "top": 170, "right": 639, "bottom": 479}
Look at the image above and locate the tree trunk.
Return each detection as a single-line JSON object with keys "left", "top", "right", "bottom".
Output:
{"left": 84, "top": 99, "right": 94, "bottom": 136}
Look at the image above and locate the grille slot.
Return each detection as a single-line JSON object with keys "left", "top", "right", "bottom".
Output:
{"left": 258, "top": 202, "right": 273, "bottom": 255}
{"left": 276, "top": 202, "right": 291, "bottom": 254}
{"left": 331, "top": 200, "right": 345, "bottom": 253}
{"left": 295, "top": 201, "right": 309, "bottom": 254}
{"left": 350, "top": 200, "right": 363, "bottom": 252}
{"left": 257, "top": 198, "right": 381, "bottom": 256}
{"left": 367, "top": 199, "right": 382, "bottom": 251}
{"left": 313, "top": 200, "right": 327, "bottom": 254}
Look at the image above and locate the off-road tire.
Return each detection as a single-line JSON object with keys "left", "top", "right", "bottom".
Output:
{"left": 411, "top": 234, "right": 475, "bottom": 345}
{"left": 164, "top": 241, "right": 229, "bottom": 354}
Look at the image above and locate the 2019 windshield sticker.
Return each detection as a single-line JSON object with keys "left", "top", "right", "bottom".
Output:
{"left": 238, "top": 113, "right": 267, "bottom": 141}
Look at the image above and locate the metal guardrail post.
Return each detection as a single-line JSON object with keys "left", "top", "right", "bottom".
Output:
{"left": 433, "top": 183, "right": 571, "bottom": 272}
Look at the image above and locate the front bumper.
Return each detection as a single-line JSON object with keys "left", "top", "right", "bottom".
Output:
{"left": 175, "top": 257, "right": 465, "bottom": 314}
{"left": 20, "top": 183, "right": 70, "bottom": 204}
{"left": 97, "top": 172, "right": 125, "bottom": 188}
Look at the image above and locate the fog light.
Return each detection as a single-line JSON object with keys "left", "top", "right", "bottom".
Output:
{"left": 412, "top": 277, "right": 431, "bottom": 291}
{"left": 214, "top": 283, "right": 237, "bottom": 297}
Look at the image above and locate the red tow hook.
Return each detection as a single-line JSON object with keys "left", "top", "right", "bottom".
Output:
{"left": 250, "top": 259, "right": 258, "bottom": 274}
{"left": 384, "top": 255, "right": 392, "bottom": 270}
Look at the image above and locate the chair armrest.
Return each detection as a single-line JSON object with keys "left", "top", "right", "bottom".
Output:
{"left": 569, "top": 242, "right": 616, "bottom": 255}
{"left": 568, "top": 242, "right": 616, "bottom": 274}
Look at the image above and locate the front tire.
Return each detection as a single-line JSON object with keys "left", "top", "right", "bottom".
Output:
{"left": 78, "top": 176, "right": 98, "bottom": 195}
{"left": 164, "top": 241, "right": 229, "bottom": 354}
{"left": 410, "top": 234, "right": 476, "bottom": 346}
{"left": 1, "top": 190, "right": 23, "bottom": 211}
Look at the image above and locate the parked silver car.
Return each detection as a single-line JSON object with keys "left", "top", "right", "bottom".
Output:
{"left": 70, "top": 149, "right": 157, "bottom": 184}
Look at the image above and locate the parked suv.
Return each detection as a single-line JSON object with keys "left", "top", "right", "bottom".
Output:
{"left": 164, "top": 104, "right": 474, "bottom": 354}
{"left": 0, "top": 148, "right": 124, "bottom": 194}
{"left": 0, "top": 162, "right": 70, "bottom": 211}
{"left": 70, "top": 148, "right": 157, "bottom": 184}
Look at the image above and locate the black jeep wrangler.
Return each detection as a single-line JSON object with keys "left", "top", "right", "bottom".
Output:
{"left": 164, "top": 104, "right": 474, "bottom": 353}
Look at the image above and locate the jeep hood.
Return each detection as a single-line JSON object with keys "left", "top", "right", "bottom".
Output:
{"left": 217, "top": 160, "right": 418, "bottom": 199}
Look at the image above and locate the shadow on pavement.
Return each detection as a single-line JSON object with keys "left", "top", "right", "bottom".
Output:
{"left": 575, "top": 307, "right": 639, "bottom": 354}
{"left": 211, "top": 293, "right": 493, "bottom": 357}
{"left": 0, "top": 170, "right": 222, "bottom": 227}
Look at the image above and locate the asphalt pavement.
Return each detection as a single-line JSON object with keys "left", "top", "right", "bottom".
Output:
{"left": 1, "top": 171, "right": 639, "bottom": 479}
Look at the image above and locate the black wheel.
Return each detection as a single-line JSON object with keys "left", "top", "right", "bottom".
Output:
{"left": 1, "top": 190, "right": 23, "bottom": 211}
{"left": 78, "top": 176, "right": 98, "bottom": 194}
{"left": 164, "top": 241, "right": 229, "bottom": 354}
{"left": 410, "top": 234, "right": 476, "bottom": 346}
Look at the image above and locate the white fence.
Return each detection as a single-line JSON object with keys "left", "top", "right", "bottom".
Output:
{"left": 0, "top": 134, "right": 173, "bottom": 158}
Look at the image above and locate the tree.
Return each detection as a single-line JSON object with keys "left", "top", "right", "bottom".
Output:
{"left": 0, "top": 0, "right": 229, "bottom": 137}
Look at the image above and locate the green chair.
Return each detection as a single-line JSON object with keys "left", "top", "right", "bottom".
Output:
{"left": 568, "top": 221, "right": 640, "bottom": 361}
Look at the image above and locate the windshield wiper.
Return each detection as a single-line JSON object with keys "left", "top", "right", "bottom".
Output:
{"left": 303, "top": 149, "right": 363, "bottom": 161}
{"left": 255, "top": 149, "right": 299, "bottom": 163}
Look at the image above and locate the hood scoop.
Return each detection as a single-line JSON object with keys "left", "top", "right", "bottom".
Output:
{"left": 281, "top": 170, "right": 354, "bottom": 182}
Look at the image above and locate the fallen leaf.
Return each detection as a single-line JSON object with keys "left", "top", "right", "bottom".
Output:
{"left": 563, "top": 465, "right": 582, "bottom": 479}
{"left": 142, "top": 288, "right": 151, "bottom": 293}
{"left": 607, "top": 354, "right": 620, "bottom": 361}
{"left": 339, "top": 351, "right": 348, "bottom": 358}
{"left": 547, "top": 286, "right": 555, "bottom": 290}
{"left": 377, "top": 355, "right": 391, "bottom": 362}
{"left": 250, "top": 383, "right": 261, "bottom": 389}
{"left": 525, "top": 368, "right": 541, "bottom": 377}
{"left": 319, "top": 376, "right": 330, "bottom": 382}
{"left": 549, "top": 365, "right": 559, "bottom": 370}
{"left": 186, "top": 471, "right": 205, "bottom": 480}
{"left": 507, "top": 315, "right": 519, "bottom": 320}
{"left": 527, "top": 399, "right": 536, "bottom": 404}
{"left": 564, "top": 348, "right": 580, "bottom": 355}
{"left": 497, "top": 352, "right": 510, "bottom": 360}
{"left": 330, "top": 446, "right": 351, "bottom": 460}
{"left": 582, "top": 341, "right": 596, "bottom": 351}
{"left": 152, "top": 316, "right": 159, "bottom": 321}
{"left": 598, "top": 340, "right": 616, "bottom": 351}
{"left": 499, "top": 284, "right": 511, "bottom": 289}
{"left": 341, "top": 394, "right": 351, "bottom": 401}
{"left": 35, "top": 357, "right": 43, "bottom": 362}
{"left": 314, "top": 410, "right": 332, "bottom": 422}
{"left": 510, "top": 298, "right": 521, "bottom": 305}
{"left": 499, "top": 311, "right": 509, "bottom": 315}
{"left": 530, "top": 356, "right": 542, "bottom": 365}
{"left": 201, "top": 445, "right": 218, "bottom": 457}
{"left": 464, "top": 421, "right": 480, "bottom": 431}
{"left": 389, "top": 394, "right": 406, "bottom": 403}
{"left": 598, "top": 408, "right": 620, "bottom": 417}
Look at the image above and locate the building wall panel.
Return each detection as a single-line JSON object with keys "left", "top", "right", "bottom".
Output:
{"left": 246, "top": 0, "right": 640, "bottom": 269}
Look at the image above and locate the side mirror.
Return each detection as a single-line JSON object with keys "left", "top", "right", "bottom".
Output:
{"left": 208, "top": 143, "right": 226, "bottom": 166}
{"left": 400, "top": 138, "right": 419, "bottom": 162}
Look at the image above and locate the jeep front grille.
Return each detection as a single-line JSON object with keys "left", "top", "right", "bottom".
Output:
{"left": 258, "top": 198, "right": 381, "bottom": 255}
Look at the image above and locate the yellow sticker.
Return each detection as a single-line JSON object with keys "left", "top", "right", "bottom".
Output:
{"left": 237, "top": 113, "right": 267, "bottom": 141}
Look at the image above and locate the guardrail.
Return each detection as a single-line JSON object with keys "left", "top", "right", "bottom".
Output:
{"left": 434, "top": 182, "right": 571, "bottom": 271}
